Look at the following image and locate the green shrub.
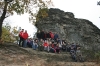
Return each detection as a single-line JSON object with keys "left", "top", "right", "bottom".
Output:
{"left": 36, "top": 8, "right": 49, "bottom": 21}
{"left": 95, "top": 51, "right": 100, "bottom": 62}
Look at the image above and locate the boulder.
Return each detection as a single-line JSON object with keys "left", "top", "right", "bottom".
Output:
{"left": 35, "top": 8, "right": 100, "bottom": 50}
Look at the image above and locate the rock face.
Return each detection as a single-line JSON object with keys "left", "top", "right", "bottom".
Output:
{"left": 35, "top": 8, "right": 100, "bottom": 50}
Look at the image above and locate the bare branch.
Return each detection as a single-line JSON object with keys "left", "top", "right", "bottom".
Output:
{"left": 4, "top": 0, "right": 13, "bottom": 3}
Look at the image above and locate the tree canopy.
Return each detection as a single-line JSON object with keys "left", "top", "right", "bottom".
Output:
{"left": 0, "top": 0, "right": 53, "bottom": 21}
{"left": 0, "top": 0, "right": 53, "bottom": 41}
{"left": 36, "top": 8, "right": 49, "bottom": 21}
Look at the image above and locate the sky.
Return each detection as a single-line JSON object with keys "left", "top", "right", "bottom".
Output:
{"left": 3, "top": 0, "right": 100, "bottom": 38}
{"left": 4, "top": 13, "right": 37, "bottom": 38}
{"left": 52, "top": 0, "right": 100, "bottom": 28}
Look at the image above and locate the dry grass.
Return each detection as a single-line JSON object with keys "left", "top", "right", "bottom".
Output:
{"left": 0, "top": 43, "right": 99, "bottom": 66}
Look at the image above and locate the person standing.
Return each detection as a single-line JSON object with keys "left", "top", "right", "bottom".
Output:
{"left": 49, "top": 31, "right": 54, "bottom": 40}
{"left": 23, "top": 30, "right": 29, "bottom": 47}
{"left": 19, "top": 29, "right": 24, "bottom": 47}
{"left": 40, "top": 30, "right": 45, "bottom": 40}
{"left": 36, "top": 30, "right": 41, "bottom": 41}
{"left": 54, "top": 32, "right": 59, "bottom": 42}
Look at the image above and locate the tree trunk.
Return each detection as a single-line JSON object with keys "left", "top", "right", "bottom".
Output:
{"left": 0, "top": 2, "right": 8, "bottom": 42}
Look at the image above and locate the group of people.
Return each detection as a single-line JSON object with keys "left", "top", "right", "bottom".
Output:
{"left": 36, "top": 30, "right": 59, "bottom": 42}
{"left": 18, "top": 29, "right": 83, "bottom": 62}
{"left": 67, "top": 43, "right": 84, "bottom": 62}
{"left": 18, "top": 29, "right": 29, "bottom": 47}
{"left": 27, "top": 38, "right": 67, "bottom": 53}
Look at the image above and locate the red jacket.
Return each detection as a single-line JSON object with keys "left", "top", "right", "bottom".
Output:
{"left": 19, "top": 31, "right": 24, "bottom": 37}
{"left": 51, "top": 44, "right": 54, "bottom": 48}
{"left": 43, "top": 42, "right": 48, "bottom": 47}
{"left": 49, "top": 32, "right": 54, "bottom": 39}
{"left": 23, "top": 32, "right": 28, "bottom": 39}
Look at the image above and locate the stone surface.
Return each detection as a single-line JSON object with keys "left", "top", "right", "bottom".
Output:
{"left": 35, "top": 8, "right": 100, "bottom": 51}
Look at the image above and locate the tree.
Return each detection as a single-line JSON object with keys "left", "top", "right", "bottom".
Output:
{"left": 2, "top": 24, "right": 11, "bottom": 42}
{"left": 0, "top": 0, "right": 53, "bottom": 42}
{"left": 36, "top": 8, "right": 49, "bottom": 21}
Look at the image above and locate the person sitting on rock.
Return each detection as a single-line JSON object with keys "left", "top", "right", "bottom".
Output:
{"left": 43, "top": 40, "right": 49, "bottom": 51}
{"left": 71, "top": 43, "right": 76, "bottom": 50}
{"left": 70, "top": 46, "right": 76, "bottom": 61}
{"left": 62, "top": 41, "right": 67, "bottom": 52}
{"left": 55, "top": 44, "right": 60, "bottom": 53}
{"left": 66, "top": 42, "right": 71, "bottom": 52}
{"left": 76, "top": 47, "right": 84, "bottom": 62}
{"left": 38, "top": 39, "right": 44, "bottom": 51}
{"left": 32, "top": 39, "right": 38, "bottom": 50}
{"left": 27, "top": 38, "right": 33, "bottom": 48}
{"left": 49, "top": 42, "right": 56, "bottom": 53}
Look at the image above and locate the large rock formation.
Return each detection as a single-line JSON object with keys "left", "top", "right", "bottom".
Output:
{"left": 35, "top": 8, "right": 100, "bottom": 50}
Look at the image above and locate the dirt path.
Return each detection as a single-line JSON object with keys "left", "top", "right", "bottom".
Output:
{"left": 0, "top": 43, "right": 99, "bottom": 66}
{"left": 0, "top": 62, "right": 99, "bottom": 66}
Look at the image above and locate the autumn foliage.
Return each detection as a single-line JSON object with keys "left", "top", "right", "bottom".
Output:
{"left": 36, "top": 8, "right": 49, "bottom": 21}
{"left": 0, "top": 25, "right": 19, "bottom": 44}
{"left": 0, "top": 0, "right": 53, "bottom": 41}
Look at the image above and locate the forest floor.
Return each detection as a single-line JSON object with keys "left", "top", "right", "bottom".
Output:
{"left": 0, "top": 43, "right": 99, "bottom": 66}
